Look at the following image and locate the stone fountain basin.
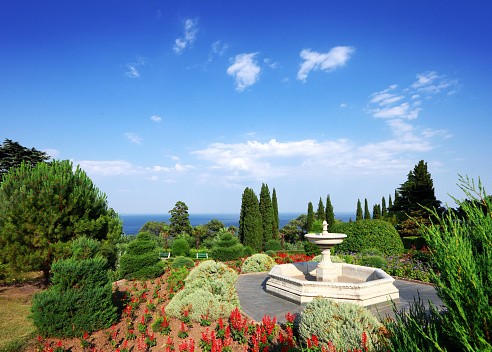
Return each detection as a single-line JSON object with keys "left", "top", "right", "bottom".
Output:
{"left": 266, "top": 262, "right": 399, "bottom": 306}
{"left": 305, "top": 233, "right": 346, "bottom": 246}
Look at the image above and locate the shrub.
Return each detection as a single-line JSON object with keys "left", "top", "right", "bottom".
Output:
{"left": 264, "top": 240, "right": 281, "bottom": 252}
{"left": 360, "top": 247, "right": 383, "bottom": 256}
{"left": 331, "top": 220, "right": 404, "bottom": 255}
{"left": 265, "top": 250, "right": 276, "bottom": 257}
{"left": 209, "top": 233, "right": 245, "bottom": 261}
{"left": 401, "top": 236, "right": 427, "bottom": 250}
{"left": 118, "top": 232, "right": 162, "bottom": 280}
{"left": 185, "top": 260, "right": 238, "bottom": 284}
{"left": 312, "top": 255, "right": 345, "bottom": 263}
{"left": 359, "top": 255, "right": 387, "bottom": 268}
{"left": 241, "top": 254, "right": 275, "bottom": 273}
{"left": 303, "top": 241, "right": 321, "bottom": 257}
{"left": 172, "top": 256, "right": 195, "bottom": 269}
{"left": 172, "top": 238, "right": 190, "bottom": 257}
{"left": 299, "top": 298, "right": 382, "bottom": 351}
{"left": 31, "top": 243, "right": 117, "bottom": 338}
{"left": 243, "top": 246, "right": 254, "bottom": 257}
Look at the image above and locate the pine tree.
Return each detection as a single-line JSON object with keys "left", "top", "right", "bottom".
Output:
{"left": 238, "top": 188, "right": 263, "bottom": 252}
{"left": 325, "top": 195, "right": 335, "bottom": 229}
{"left": 272, "top": 188, "right": 279, "bottom": 240}
{"left": 356, "top": 199, "right": 363, "bottom": 221}
{"left": 306, "top": 202, "right": 315, "bottom": 232}
{"left": 373, "top": 204, "right": 381, "bottom": 219}
{"left": 316, "top": 197, "right": 325, "bottom": 221}
{"left": 382, "top": 196, "right": 387, "bottom": 217}
{"left": 259, "top": 183, "right": 275, "bottom": 243}
{"left": 169, "top": 201, "right": 192, "bottom": 236}
{"left": 364, "top": 198, "right": 371, "bottom": 219}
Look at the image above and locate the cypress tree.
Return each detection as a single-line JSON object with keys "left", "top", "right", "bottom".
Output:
{"left": 306, "top": 202, "right": 315, "bottom": 233}
{"left": 364, "top": 198, "right": 371, "bottom": 219}
{"left": 272, "top": 188, "right": 279, "bottom": 240}
{"left": 382, "top": 196, "right": 387, "bottom": 217}
{"left": 316, "top": 197, "right": 325, "bottom": 221}
{"left": 356, "top": 199, "right": 363, "bottom": 221}
{"left": 373, "top": 204, "right": 381, "bottom": 219}
{"left": 325, "top": 195, "right": 335, "bottom": 229}
{"left": 259, "top": 183, "right": 275, "bottom": 243}
{"left": 388, "top": 194, "right": 393, "bottom": 209}
{"left": 239, "top": 188, "right": 263, "bottom": 252}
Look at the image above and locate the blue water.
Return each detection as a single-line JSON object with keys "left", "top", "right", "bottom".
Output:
{"left": 120, "top": 212, "right": 354, "bottom": 235}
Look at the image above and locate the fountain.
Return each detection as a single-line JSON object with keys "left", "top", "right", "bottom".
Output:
{"left": 266, "top": 221, "right": 399, "bottom": 306}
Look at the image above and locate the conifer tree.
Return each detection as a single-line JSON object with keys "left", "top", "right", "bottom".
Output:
{"left": 364, "top": 198, "right": 371, "bottom": 219}
{"left": 168, "top": 201, "right": 192, "bottom": 236}
{"left": 259, "top": 183, "right": 275, "bottom": 243}
{"left": 388, "top": 194, "right": 393, "bottom": 209}
{"left": 306, "top": 202, "right": 315, "bottom": 232}
{"left": 325, "top": 195, "right": 335, "bottom": 229}
{"left": 373, "top": 204, "right": 382, "bottom": 219}
{"left": 316, "top": 197, "right": 325, "bottom": 221}
{"left": 356, "top": 199, "right": 363, "bottom": 221}
{"left": 238, "top": 188, "right": 263, "bottom": 252}
{"left": 272, "top": 188, "right": 279, "bottom": 240}
{"left": 382, "top": 196, "right": 387, "bottom": 217}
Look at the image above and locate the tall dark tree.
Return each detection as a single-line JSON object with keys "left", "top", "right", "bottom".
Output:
{"left": 356, "top": 199, "right": 363, "bottom": 221}
{"left": 0, "top": 160, "right": 122, "bottom": 286}
{"left": 272, "top": 188, "right": 279, "bottom": 240}
{"left": 325, "top": 195, "right": 335, "bottom": 229}
{"left": 138, "top": 220, "right": 168, "bottom": 237}
{"left": 364, "top": 198, "right": 371, "bottom": 220}
{"left": 0, "top": 139, "right": 50, "bottom": 183}
{"left": 306, "top": 202, "right": 315, "bottom": 233}
{"left": 238, "top": 188, "right": 263, "bottom": 252}
{"left": 388, "top": 194, "right": 393, "bottom": 209}
{"left": 316, "top": 197, "right": 325, "bottom": 221}
{"left": 389, "top": 160, "right": 443, "bottom": 218}
{"left": 259, "top": 183, "right": 275, "bottom": 242}
{"left": 381, "top": 196, "right": 387, "bottom": 217}
{"left": 168, "top": 201, "right": 192, "bottom": 236}
{"left": 373, "top": 204, "right": 382, "bottom": 219}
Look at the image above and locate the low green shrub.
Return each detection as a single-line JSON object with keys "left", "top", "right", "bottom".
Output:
{"left": 303, "top": 241, "right": 321, "bottom": 257}
{"left": 119, "top": 232, "right": 162, "bottom": 280}
{"left": 189, "top": 248, "right": 209, "bottom": 258}
{"left": 312, "top": 255, "right": 345, "bottom": 263}
{"left": 185, "top": 260, "right": 238, "bottom": 284}
{"left": 401, "top": 236, "right": 427, "bottom": 250}
{"left": 360, "top": 247, "right": 383, "bottom": 256}
{"left": 210, "top": 243, "right": 244, "bottom": 261}
{"left": 265, "top": 250, "right": 276, "bottom": 257}
{"left": 241, "top": 254, "right": 275, "bottom": 273}
{"left": 171, "top": 238, "right": 190, "bottom": 257}
{"left": 171, "top": 256, "right": 195, "bottom": 269}
{"left": 332, "top": 220, "right": 404, "bottom": 255}
{"left": 359, "top": 255, "right": 387, "bottom": 268}
{"left": 243, "top": 246, "right": 254, "bottom": 257}
{"left": 264, "top": 240, "right": 281, "bottom": 252}
{"left": 299, "top": 298, "right": 382, "bottom": 351}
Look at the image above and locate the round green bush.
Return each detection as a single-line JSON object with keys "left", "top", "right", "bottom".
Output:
{"left": 359, "top": 255, "right": 387, "bottom": 268}
{"left": 241, "top": 253, "right": 275, "bottom": 273}
{"left": 171, "top": 238, "right": 190, "bottom": 257}
{"left": 210, "top": 243, "right": 244, "bottom": 261}
{"left": 118, "top": 232, "right": 162, "bottom": 280}
{"left": 332, "top": 220, "right": 404, "bottom": 255}
{"left": 360, "top": 247, "right": 383, "bottom": 256}
{"left": 243, "top": 246, "right": 254, "bottom": 257}
{"left": 299, "top": 298, "right": 382, "bottom": 351}
{"left": 304, "top": 241, "right": 321, "bottom": 257}
{"left": 265, "top": 250, "right": 276, "bottom": 257}
{"left": 186, "top": 260, "right": 238, "bottom": 285}
{"left": 171, "top": 256, "right": 195, "bottom": 269}
{"left": 265, "top": 240, "right": 281, "bottom": 252}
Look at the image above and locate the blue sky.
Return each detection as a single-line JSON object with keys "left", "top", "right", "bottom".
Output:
{"left": 2, "top": 1, "right": 491, "bottom": 215}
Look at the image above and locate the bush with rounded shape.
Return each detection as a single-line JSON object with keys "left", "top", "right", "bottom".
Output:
{"left": 299, "top": 298, "right": 382, "bottom": 351}
{"left": 265, "top": 240, "right": 281, "bottom": 252}
{"left": 185, "top": 260, "right": 238, "bottom": 285}
{"left": 359, "top": 255, "right": 387, "bottom": 268}
{"left": 332, "top": 220, "right": 404, "bottom": 255}
{"left": 172, "top": 256, "right": 195, "bottom": 269}
{"left": 265, "top": 250, "right": 276, "bottom": 257}
{"left": 172, "top": 238, "right": 190, "bottom": 257}
{"left": 241, "top": 254, "right": 275, "bottom": 273}
{"left": 118, "top": 232, "right": 162, "bottom": 280}
{"left": 360, "top": 247, "right": 383, "bottom": 256}
{"left": 210, "top": 243, "right": 244, "bottom": 261}
{"left": 243, "top": 246, "right": 254, "bottom": 257}
{"left": 304, "top": 241, "right": 321, "bottom": 257}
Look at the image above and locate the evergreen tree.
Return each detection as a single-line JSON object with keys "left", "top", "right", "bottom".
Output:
{"left": 316, "top": 197, "right": 325, "bottom": 221}
{"left": 306, "top": 202, "right": 315, "bottom": 232}
{"left": 239, "top": 188, "right": 263, "bottom": 252}
{"left": 259, "top": 183, "right": 275, "bottom": 243}
{"left": 388, "top": 194, "right": 393, "bottom": 209}
{"left": 0, "top": 160, "right": 122, "bottom": 286}
{"left": 373, "top": 204, "right": 382, "bottom": 219}
{"left": 325, "top": 195, "right": 335, "bottom": 229}
{"left": 272, "top": 188, "right": 279, "bottom": 240}
{"left": 382, "top": 196, "right": 387, "bottom": 217}
{"left": 0, "top": 139, "right": 50, "bottom": 183}
{"left": 364, "top": 198, "right": 371, "bottom": 219}
{"left": 356, "top": 199, "right": 363, "bottom": 221}
{"left": 389, "top": 160, "right": 443, "bottom": 218}
{"left": 169, "top": 201, "right": 192, "bottom": 236}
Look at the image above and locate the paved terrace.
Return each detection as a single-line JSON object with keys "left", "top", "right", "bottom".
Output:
{"left": 235, "top": 272, "right": 443, "bottom": 323}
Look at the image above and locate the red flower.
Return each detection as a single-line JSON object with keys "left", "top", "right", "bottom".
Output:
{"left": 83, "top": 331, "right": 88, "bottom": 339}
{"left": 57, "top": 340, "right": 62, "bottom": 347}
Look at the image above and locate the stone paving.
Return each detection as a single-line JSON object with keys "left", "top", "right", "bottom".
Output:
{"left": 235, "top": 272, "right": 444, "bottom": 323}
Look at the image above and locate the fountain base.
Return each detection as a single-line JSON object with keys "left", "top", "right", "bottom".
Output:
{"left": 266, "top": 262, "right": 399, "bottom": 306}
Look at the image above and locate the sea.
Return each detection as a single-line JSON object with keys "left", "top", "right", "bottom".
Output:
{"left": 120, "top": 212, "right": 354, "bottom": 235}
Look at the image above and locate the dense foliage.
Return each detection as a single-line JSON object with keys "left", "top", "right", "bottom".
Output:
{"left": 332, "top": 219, "right": 404, "bottom": 255}
{"left": 241, "top": 253, "right": 275, "bottom": 273}
{"left": 210, "top": 232, "right": 244, "bottom": 261}
{"left": 0, "top": 138, "right": 50, "bottom": 182}
{"left": 119, "top": 232, "right": 163, "bottom": 280}
{"left": 0, "top": 159, "right": 122, "bottom": 286}
{"left": 259, "top": 183, "right": 276, "bottom": 242}
{"left": 238, "top": 187, "right": 263, "bottom": 252}
{"left": 168, "top": 201, "right": 192, "bottom": 236}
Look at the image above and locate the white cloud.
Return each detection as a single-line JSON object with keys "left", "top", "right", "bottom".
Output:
{"left": 340, "top": 103, "right": 347, "bottom": 108}
{"left": 297, "top": 46, "right": 355, "bottom": 82}
{"left": 212, "top": 40, "right": 228, "bottom": 56}
{"left": 125, "top": 132, "right": 142, "bottom": 144}
{"left": 150, "top": 115, "right": 162, "bottom": 122}
{"left": 173, "top": 18, "right": 199, "bottom": 54}
{"left": 227, "top": 53, "right": 261, "bottom": 91}
{"left": 42, "top": 148, "right": 59, "bottom": 159}
{"left": 77, "top": 160, "right": 136, "bottom": 176}
{"left": 264, "top": 58, "right": 279, "bottom": 69}
{"left": 125, "top": 57, "right": 145, "bottom": 78}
